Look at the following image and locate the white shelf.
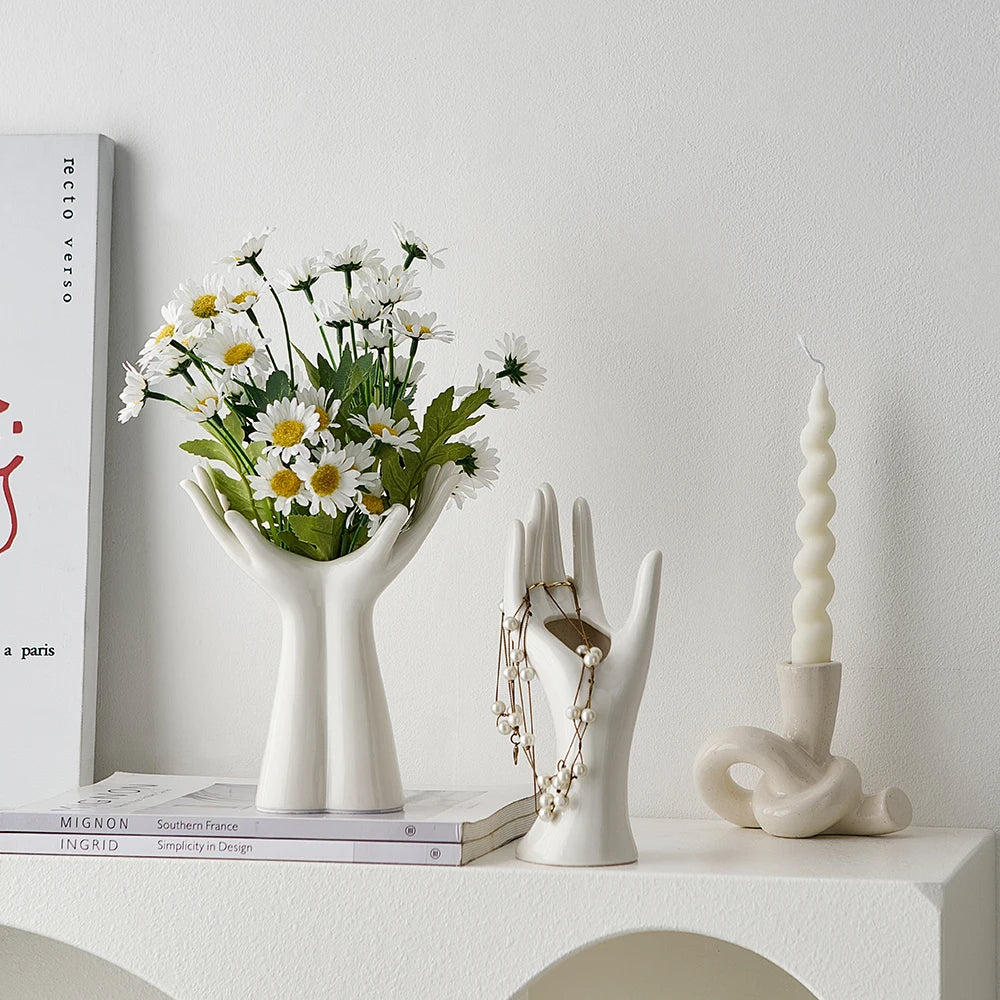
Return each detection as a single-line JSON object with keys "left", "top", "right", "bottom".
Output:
{"left": 0, "top": 819, "right": 993, "bottom": 999}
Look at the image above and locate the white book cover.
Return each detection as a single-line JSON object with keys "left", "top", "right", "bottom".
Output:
{"left": 0, "top": 134, "right": 114, "bottom": 809}
{"left": 0, "top": 810, "right": 534, "bottom": 866}
{"left": 0, "top": 772, "right": 536, "bottom": 844}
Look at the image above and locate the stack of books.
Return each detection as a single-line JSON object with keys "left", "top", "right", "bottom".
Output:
{"left": 0, "top": 773, "right": 535, "bottom": 866}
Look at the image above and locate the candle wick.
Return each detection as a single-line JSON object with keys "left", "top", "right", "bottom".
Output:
{"left": 797, "top": 334, "right": 825, "bottom": 373}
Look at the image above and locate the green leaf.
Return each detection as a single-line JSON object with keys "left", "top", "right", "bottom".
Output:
{"left": 287, "top": 511, "right": 343, "bottom": 561}
{"left": 317, "top": 353, "right": 338, "bottom": 393}
{"left": 246, "top": 440, "right": 266, "bottom": 465}
{"left": 417, "top": 387, "right": 489, "bottom": 466}
{"left": 179, "top": 438, "right": 240, "bottom": 471}
{"left": 265, "top": 369, "right": 292, "bottom": 403}
{"left": 272, "top": 528, "right": 325, "bottom": 560}
{"left": 345, "top": 354, "right": 373, "bottom": 398}
{"left": 379, "top": 450, "right": 420, "bottom": 506}
{"left": 222, "top": 410, "right": 245, "bottom": 443}
{"left": 293, "top": 346, "right": 322, "bottom": 390}
{"left": 210, "top": 468, "right": 258, "bottom": 524}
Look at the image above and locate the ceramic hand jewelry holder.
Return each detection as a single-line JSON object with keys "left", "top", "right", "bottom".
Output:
{"left": 182, "top": 462, "right": 461, "bottom": 814}
{"left": 500, "top": 484, "right": 662, "bottom": 866}
{"left": 694, "top": 660, "right": 912, "bottom": 837}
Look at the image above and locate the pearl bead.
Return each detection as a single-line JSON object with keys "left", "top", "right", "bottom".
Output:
{"left": 538, "top": 791, "right": 554, "bottom": 808}
{"left": 519, "top": 666, "right": 536, "bottom": 682}
{"left": 583, "top": 652, "right": 599, "bottom": 668}
{"left": 589, "top": 646, "right": 603, "bottom": 661}
{"left": 558, "top": 767, "right": 572, "bottom": 785}
{"left": 503, "top": 616, "right": 519, "bottom": 632}
{"left": 537, "top": 775, "right": 551, "bottom": 791}
{"left": 575, "top": 644, "right": 589, "bottom": 657}
{"left": 565, "top": 706, "right": 582, "bottom": 721}
{"left": 538, "top": 807, "right": 554, "bottom": 822}
{"left": 553, "top": 793, "right": 568, "bottom": 810}
{"left": 497, "top": 720, "right": 512, "bottom": 736}
{"left": 491, "top": 701, "right": 506, "bottom": 716}
{"left": 572, "top": 762, "right": 588, "bottom": 778}
{"left": 502, "top": 664, "right": 518, "bottom": 681}
{"left": 508, "top": 709, "right": 523, "bottom": 727}
{"left": 498, "top": 600, "right": 505, "bottom": 612}
{"left": 522, "top": 733, "right": 535, "bottom": 747}
{"left": 512, "top": 649, "right": 525, "bottom": 664}
{"left": 581, "top": 708, "right": 596, "bottom": 724}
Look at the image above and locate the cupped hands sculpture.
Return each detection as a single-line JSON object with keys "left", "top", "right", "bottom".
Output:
{"left": 503, "top": 484, "right": 662, "bottom": 866}
{"left": 183, "top": 461, "right": 461, "bottom": 813}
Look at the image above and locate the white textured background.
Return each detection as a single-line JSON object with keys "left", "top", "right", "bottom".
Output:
{"left": 1, "top": 1, "right": 999, "bottom": 996}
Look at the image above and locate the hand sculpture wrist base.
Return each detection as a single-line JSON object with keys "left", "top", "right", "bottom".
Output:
{"left": 694, "top": 661, "right": 912, "bottom": 838}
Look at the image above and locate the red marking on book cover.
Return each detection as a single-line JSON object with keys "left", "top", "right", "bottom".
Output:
{"left": 0, "top": 398, "right": 24, "bottom": 554}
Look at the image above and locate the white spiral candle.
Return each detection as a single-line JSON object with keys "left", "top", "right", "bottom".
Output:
{"left": 790, "top": 365, "right": 837, "bottom": 664}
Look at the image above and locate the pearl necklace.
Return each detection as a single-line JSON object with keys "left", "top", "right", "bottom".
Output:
{"left": 493, "top": 580, "right": 603, "bottom": 821}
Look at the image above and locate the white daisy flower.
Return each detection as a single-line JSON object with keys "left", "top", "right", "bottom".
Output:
{"left": 339, "top": 440, "right": 380, "bottom": 491}
{"left": 118, "top": 362, "right": 156, "bottom": 423}
{"left": 174, "top": 275, "right": 226, "bottom": 337}
{"left": 323, "top": 241, "right": 384, "bottom": 288}
{"left": 365, "top": 263, "right": 420, "bottom": 306}
{"left": 363, "top": 324, "right": 396, "bottom": 350}
{"left": 458, "top": 365, "right": 518, "bottom": 410}
{"left": 250, "top": 397, "right": 321, "bottom": 461}
{"left": 294, "top": 386, "right": 342, "bottom": 440}
{"left": 313, "top": 298, "right": 346, "bottom": 329}
{"left": 485, "top": 334, "right": 547, "bottom": 393}
{"left": 330, "top": 293, "right": 388, "bottom": 327}
{"left": 249, "top": 454, "right": 309, "bottom": 515}
{"left": 138, "top": 300, "right": 187, "bottom": 373}
{"left": 199, "top": 317, "right": 271, "bottom": 378}
{"left": 348, "top": 403, "right": 419, "bottom": 452}
{"left": 451, "top": 435, "right": 500, "bottom": 509}
{"left": 392, "top": 223, "right": 446, "bottom": 269}
{"left": 392, "top": 309, "right": 453, "bottom": 343}
{"left": 179, "top": 371, "right": 231, "bottom": 422}
{"left": 357, "top": 489, "right": 390, "bottom": 535}
{"left": 299, "top": 447, "right": 362, "bottom": 515}
{"left": 278, "top": 256, "right": 331, "bottom": 292}
{"left": 218, "top": 273, "right": 265, "bottom": 314}
{"left": 218, "top": 227, "right": 275, "bottom": 267}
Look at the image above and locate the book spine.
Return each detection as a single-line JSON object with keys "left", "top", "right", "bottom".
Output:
{"left": 0, "top": 833, "right": 464, "bottom": 865}
{"left": 0, "top": 814, "right": 465, "bottom": 842}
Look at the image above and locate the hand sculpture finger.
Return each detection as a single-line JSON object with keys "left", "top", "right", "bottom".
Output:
{"left": 625, "top": 549, "right": 663, "bottom": 641}
{"left": 180, "top": 478, "right": 248, "bottom": 570}
{"left": 524, "top": 489, "right": 544, "bottom": 585}
{"left": 365, "top": 504, "right": 409, "bottom": 561}
{"left": 388, "top": 463, "right": 462, "bottom": 575}
{"left": 193, "top": 464, "right": 226, "bottom": 517}
{"left": 538, "top": 483, "right": 566, "bottom": 582}
{"left": 505, "top": 519, "right": 527, "bottom": 616}
{"left": 223, "top": 509, "right": 274, "bottom": 565}
{"left": 572, "top": 497, "right": 602, "bottom": 610}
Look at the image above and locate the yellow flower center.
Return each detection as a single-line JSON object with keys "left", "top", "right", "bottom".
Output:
{"left": 419, "top": 326, "right": 432, "bottom": 336}
{"left": 195, "top": 394, "right": 218, "bottom": 411}
{"left": 315, "top": 406, "right": 330, "bottom": 432}
{"left": 370, "top": 422, "right": 396, "bottom": 437}
{"left": 223, "top": 342, "right": 256, "bottom": 366}
{"left": 272, "top": 419, "right": 305, "bottom": 447}
{"left": 270, "top": 469, "right": 302, "bottom": 498}
{"left": 361, "top": 494, "right": 386, "bottom": 516}
{"left": 232, "top": 290, "right": 258, "bottom": 305}
{"left": 404, "top": 323, "right": 415, "bottom": 333}
{"left": 192, "top": 293, "right": 219, "bottom": 319}
{"left": 310, "top": 465, "right": 341, "bottom": 497}
{"left": 155, "top": 323, "right": 175, "bottom": 344}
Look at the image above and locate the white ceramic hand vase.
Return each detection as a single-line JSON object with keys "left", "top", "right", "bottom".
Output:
{"left": 182, "top": 462, "right": 461, "bottom": 814}
{"left": 506, "top": 484, "right": 662, "bottom": 866}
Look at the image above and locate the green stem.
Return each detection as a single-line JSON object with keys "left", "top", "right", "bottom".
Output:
{"left": 250, "top": 259, "right": 295, "bottom": 390}
{"left": 394, "top": 338, "right": 419, "bottom": 406}
{"left": 303, "top": 287, "right": 337, "bottom": 367}
{"left": 246, "top": 306, "right": 279, "bottom": 370}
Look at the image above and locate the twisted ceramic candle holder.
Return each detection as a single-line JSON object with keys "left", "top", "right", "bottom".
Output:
{"left": 694, "top": 661, "right": 911, "bottom": 838}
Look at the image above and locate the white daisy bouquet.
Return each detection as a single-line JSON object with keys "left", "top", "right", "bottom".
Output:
{"left": 120, "top": 225, "right": 545, "bottom": 560}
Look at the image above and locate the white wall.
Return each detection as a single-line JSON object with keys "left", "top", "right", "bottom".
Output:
{"left": 1, "top": 0, "right": 998, "bottom": 995}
